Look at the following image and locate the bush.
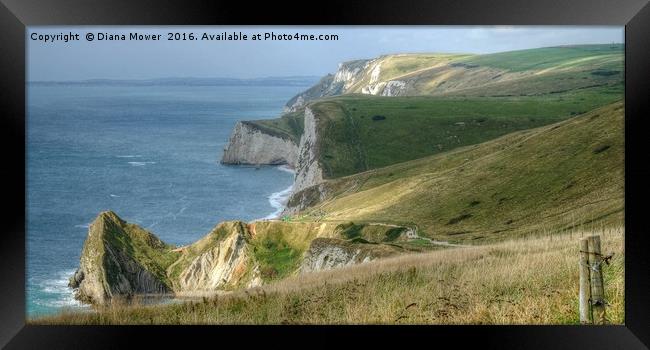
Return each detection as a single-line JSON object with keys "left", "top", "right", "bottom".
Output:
{"left": 447, "top": 213, "right": 473, "bottom": 225}
{"left": 593, "top": 145, "right": 611, "bottom": 154}
{"left": 261, "top": 266, "right": 278, "bottom": 279}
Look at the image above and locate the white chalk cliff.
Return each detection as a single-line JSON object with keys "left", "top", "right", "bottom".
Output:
{"left": 221, "top": 122, "right": 299, "bottom": 167}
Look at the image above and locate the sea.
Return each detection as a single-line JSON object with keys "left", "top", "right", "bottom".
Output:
{"left": 26, "top": 81, "right": 313, "bottom": 318}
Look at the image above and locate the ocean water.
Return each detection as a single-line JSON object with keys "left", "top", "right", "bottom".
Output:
{"left": 26, "top": 83, "right": 310, "bottom": 318}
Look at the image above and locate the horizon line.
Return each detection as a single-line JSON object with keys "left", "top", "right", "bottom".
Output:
{"left": 28, "top": 42, "right": 624, "bottom": 83}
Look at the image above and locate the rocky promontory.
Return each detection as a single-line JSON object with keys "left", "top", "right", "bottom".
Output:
{"left": 68, "top": 211, "right": 173, "bottom": 304}
{"left": 69, "top": 211, "right": 416, "bottom": 305}
{"left": 68, "top": 212, "right": 262, "bottom": 305}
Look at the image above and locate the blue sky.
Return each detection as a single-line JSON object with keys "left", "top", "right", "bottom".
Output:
{"left": 27, "top": 26, "right": 623, "bottom": 81}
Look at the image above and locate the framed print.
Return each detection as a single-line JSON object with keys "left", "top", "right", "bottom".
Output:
{"left": 1, "top": 0, "right": 649, "bottom": 348}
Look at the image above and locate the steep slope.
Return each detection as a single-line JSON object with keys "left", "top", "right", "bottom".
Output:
{"left": 68, "top": 211, "right": 178, "bottom": 304}
{"left": 289, "top": 101, "right": 624, "bottom": 242}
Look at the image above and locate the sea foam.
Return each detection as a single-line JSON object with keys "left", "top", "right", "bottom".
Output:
{"left": 128, "top": 161, "right": 156, "bottom": 166}
{"left": 260, "top": 165, "right": 295, "bottom": 220}
{"left": 34, "top": 269, "right": 86, "bottom": 308}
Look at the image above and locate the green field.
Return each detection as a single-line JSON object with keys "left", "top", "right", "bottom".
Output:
{"left": 456, "top": 44, "right": 623, "bottom": 72}
{"left": 308, "top": 85, "right": 621, "bottom": 179}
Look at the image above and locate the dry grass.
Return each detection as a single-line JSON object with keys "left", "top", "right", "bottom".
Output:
{"left": 33, "top": 227, "right": 624, "bottom": 325}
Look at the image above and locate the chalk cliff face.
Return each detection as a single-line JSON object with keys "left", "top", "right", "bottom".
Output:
{"left": 284, "top": 57, "right": 423, "bottom": 111}
{"left": 299, "top": 238, "right": 402, "bottom": 274}
{"left": 292, "top": 107, "right": 323, "bottom": 193}
{"left": 285, "top": 59, "right": 372, "bottom": 112}
{"left": 220, "top": 105, "right": 327, "bottom": 214}
{"left": 176, "top": 221, "right": 257, "bottom": 292}
{"left": 331, "top": 59, "right": 372, "bottom": 90}
{"left": 68, "top": 211, "right": 172, "bottom": 304}
{"left": 380, "top": 80, "right": 408, "bottom": 96}
{"left": 284, "top": 74, "right": 338, "bottom": 113}
{"left": 221, "top": 121, "right": 299, "bottom": 167}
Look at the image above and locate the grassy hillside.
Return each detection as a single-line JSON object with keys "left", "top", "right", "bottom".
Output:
{"left": 282, "top": 44, "right": 622, "bottom": 107}
{"left": 37, "top": 227, "right": 623, "bottom": 325}
{"left": 443, "top": 45, "right": 622, "bottom": 98}
{"left": 456, "top": 44, "right": 623, "bottom": 72}
{"left": 378, "top": 46, "right": 621, "bottom": 97}
{"left": 310, "top": 85, "right": 621, "bottom": 179}
{"left": 290, "top": 101, "right": 624, "bottom": 243}
{"left": 248, "top": 221, "right": 439, "bottom": 282}
{"left": 248, "top": 221, "right": 338, "bottom": 281}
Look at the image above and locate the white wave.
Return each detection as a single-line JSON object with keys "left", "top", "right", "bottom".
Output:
{"left": 128, "top": 161, "right": 156, "bottom": 166}
{"left": 110, "top": 194, "right": 120, "bottom": 198}
{"left": 256, "top": 165, "right": 296, "bottom": 220}
{"left": 74, "top": 223, "right": 90, "bottom": 229}
{"left": 116, "top": 155, "right": 143, "bottom": 158}
{"left": 261, "top": 184, "right": 294, "bottom": 220}
{"left": 34, "top": 269, "right": 85, "bottom": 309}
{"left": 277, "top": 164, "right": 296, "bottom": 174}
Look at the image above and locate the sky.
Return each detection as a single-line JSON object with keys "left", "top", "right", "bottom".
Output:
{"left": 27, "top": 26, "right": 623, "bottom": 81}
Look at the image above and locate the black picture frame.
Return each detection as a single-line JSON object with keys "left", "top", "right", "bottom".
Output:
{"left": 1, "top": 0, "right": 649, "bottom": 348}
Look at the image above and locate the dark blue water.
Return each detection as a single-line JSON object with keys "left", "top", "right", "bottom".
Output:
{"left": 26, "top": 83, "right": 309, "bottom": 318}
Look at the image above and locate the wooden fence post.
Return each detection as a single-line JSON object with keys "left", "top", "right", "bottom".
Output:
{"left": 579, "top": 238, "right": 591, "bottom": 324}
{"left": 587, "top": 235, "right": 606, "bottom": 325}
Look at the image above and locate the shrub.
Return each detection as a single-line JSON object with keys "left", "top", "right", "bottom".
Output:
{"left": 593, "top": 145, "right": 611, "bottom": 154}
{"left": 447, "top": 214, "right": 473, "bottom": 225}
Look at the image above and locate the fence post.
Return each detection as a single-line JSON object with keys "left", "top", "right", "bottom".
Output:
{"left": 587, "top": 235, "right": 606, "bottom": 325}
{"left": 579, "top": 238, "right": 591, "bottom": 324}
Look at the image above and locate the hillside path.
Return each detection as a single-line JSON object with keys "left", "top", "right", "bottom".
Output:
{"left": 366, "top": 222, "right": 472, "bottom": 248}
